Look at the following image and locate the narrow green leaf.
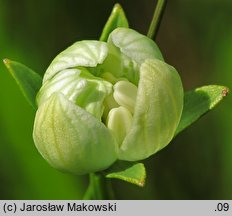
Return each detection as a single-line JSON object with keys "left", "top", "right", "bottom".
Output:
{"left": 105, "top": 161, "right": 146, "bottom": 187}
{"left": 100, "top": 3, "right": 129, "bottom": 42}
{"left": 3, "top": 59, "right": 42, "bottom": 109}
{"left": 175, "top": 85, "right": 229, "bottom": 135}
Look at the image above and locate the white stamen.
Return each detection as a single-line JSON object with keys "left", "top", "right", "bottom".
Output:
{"left": 113, "top": 80, "right": 138, "bottom": 114}
{"left": 106, "top": 106, "right": 133, "bottom": 146}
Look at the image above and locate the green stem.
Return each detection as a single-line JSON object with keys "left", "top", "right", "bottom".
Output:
{"left": 83, "top": 172, "right": 115, "bottom": 200}
{"left": 147, "top": 0, "right": 167, "bottom": 39}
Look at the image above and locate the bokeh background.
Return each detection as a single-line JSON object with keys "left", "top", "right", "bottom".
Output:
{"left": 0, "top": 0, "right": 231, "bottom": 199}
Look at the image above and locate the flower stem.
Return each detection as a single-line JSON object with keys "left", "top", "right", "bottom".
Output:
{"left": 147, "top": 0, "right": 167, "bottom": 39}
{"left": 83, "top": 172, "right": 115, "bottom": 200}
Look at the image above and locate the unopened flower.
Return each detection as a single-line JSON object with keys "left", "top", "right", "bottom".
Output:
{"left": 33, "top": 28, "right": 183, "bottom": 175}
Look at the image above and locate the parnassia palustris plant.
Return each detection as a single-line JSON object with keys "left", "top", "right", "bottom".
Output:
{"left": 3, "top": 2, "right": 229, "bottom": 199}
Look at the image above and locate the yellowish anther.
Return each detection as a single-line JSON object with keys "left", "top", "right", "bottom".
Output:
{"left": 113, "top": 80, "right": 138, "bottom": 113}
{"left": 106, "top": 106, "right": 132, "bottom": 146}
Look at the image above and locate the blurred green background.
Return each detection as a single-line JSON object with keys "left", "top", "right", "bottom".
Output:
{"left": 0, "top": 0, "right": 231, "bottom": 199}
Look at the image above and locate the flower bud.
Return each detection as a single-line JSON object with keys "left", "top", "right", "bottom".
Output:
{"left": 33, "top": 27, "right": 183, "bottom": 175}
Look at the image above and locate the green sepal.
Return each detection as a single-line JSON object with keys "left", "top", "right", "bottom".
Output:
{"left": 105, "top": 161, "right": 146, "bottom": 187}
{"left": 175, "top": 85, "right": 229, "bottom": 135}
{"left": 3, "top": 59, "right": 42, "bottom": 109}
{"left": 100, "top": 4, "right": 129, "bottom": 42}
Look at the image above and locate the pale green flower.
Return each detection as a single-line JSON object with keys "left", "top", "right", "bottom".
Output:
{"left": 33, "top": 27, "right": 183, "bottom": 175}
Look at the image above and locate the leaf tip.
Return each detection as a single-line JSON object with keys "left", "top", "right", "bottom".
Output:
{"left": 137, "top": 179, "right": 145, "bottom": 187}
{"left": 222, "top": 87, "right": 229, "bottom": 97}
{"left": 113, "top": 3, "right": 122, "bottom": 10}
{"left": 3, "top": 58, "right": 10, "bottom": 65}
{"left": 137, "top": 165, "right": 146, "bottom": 187}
